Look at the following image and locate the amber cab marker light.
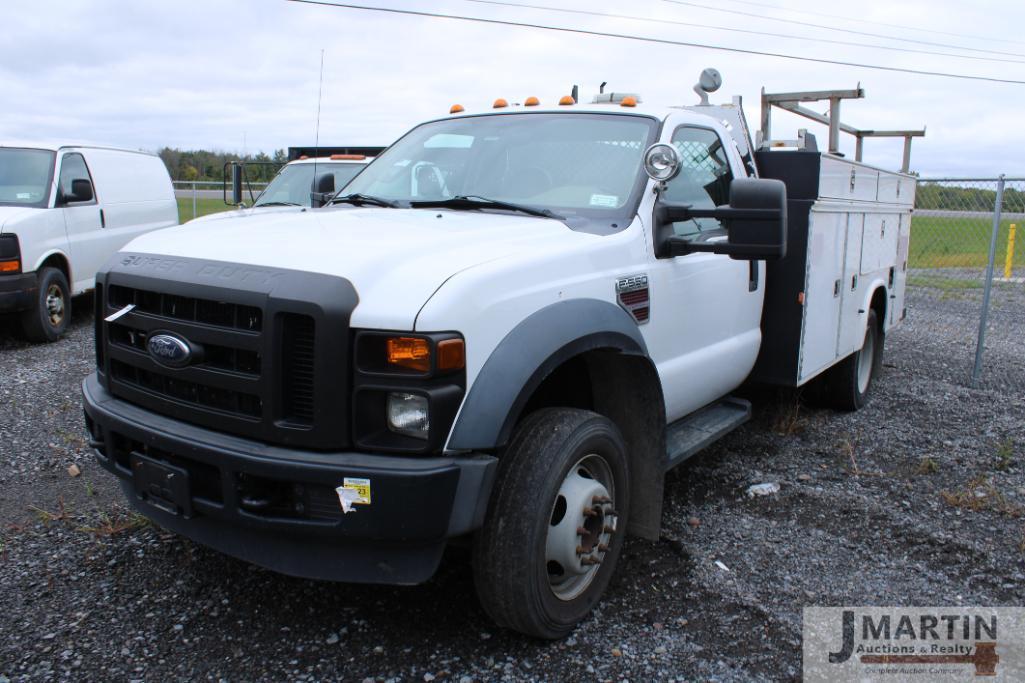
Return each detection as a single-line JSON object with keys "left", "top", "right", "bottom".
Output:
{"left": 620, "top": 96, "right": 637, "bottom": 107}
{"left": 450, "top": 104, "right": 465, "bottom": 114}
{"left": 386, "top": 336, "right": 431, "bottom": 372}
{"left": 330, "top": 154, "right": 366, "bottom": 160}
{"left": 493, "top": 98, "right": 509, "bottom": 109}
{"left": 524, "top": 96, "right": 540, "bottom": 106}
{"left": 558, "top": 95, "right": 575, "bottom": 106}
{"left": 437, "top": 339, "right": 466, "bottom": 371}
{"left": 0, "top": 259, "right": 20, "bottom": 273}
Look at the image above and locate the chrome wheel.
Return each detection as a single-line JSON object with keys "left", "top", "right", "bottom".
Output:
{"left": 545, "top": 453, "right": 617, "bottom": 601}
{"left": 45, "top": 284, "right": 65, "bottom": 327}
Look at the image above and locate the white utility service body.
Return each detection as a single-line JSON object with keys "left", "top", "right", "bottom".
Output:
{"left": 0, "top": 142, "right": 177, "bottom": 340}
{"left": 82, "top": 81, "right": 916, "bottom": 639}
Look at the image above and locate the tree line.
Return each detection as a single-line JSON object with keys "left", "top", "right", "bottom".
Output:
{"left": 157, "top": 148, "right": 289, "bottom": 183}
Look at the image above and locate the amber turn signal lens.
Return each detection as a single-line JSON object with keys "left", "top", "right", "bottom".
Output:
{"left": 386, "top": 337, "right": 431, "bottom": 372}
{"left": 620, "top": 96, "right": 637, "bottom": 107}
{"left": 493, "top": 98, "right": 508, "bottom": 108}
{"left": 0, "top": 259, "right": 20, "bottom": 273}
{"left": 558, "top": 95, "right": 575, "bottom": 105}
{"left": 524, "top": 96, "right": 540, "bottom": 106}
{"left": 330, "top": 154, "right": 366, "bottom": 160}
{"left": 437, "top": 339, "right": 465, "bottom": 371}
{"left": 450, "top": 104, "right": 465, "bottom": 114}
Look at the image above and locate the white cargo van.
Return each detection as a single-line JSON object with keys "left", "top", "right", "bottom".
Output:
{"left": 0, "top": 143, "right": 177, "bottom": 341}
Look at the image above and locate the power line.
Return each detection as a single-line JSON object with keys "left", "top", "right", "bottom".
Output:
{"left": 458, "top": 0, "right": 1025, "bottom": 66}
{"left": 285, "top": 0, "right": 1025, "bottom": 85}
{"left": 718, "top": 0, "right": 1025, "bottom": 46}
{"left": 661, "top": 0, "right": 1025, "bottom": 60}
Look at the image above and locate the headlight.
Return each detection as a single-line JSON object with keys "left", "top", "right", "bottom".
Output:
{"left": 386, "top": 392, "right": 429, "bottom": 439}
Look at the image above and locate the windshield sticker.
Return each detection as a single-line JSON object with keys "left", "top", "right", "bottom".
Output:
{"left": 16, "top": 193, "right": 31, "bottom": 199}
{"left": 589, "top": 194, "right": 619, "bottom": 208}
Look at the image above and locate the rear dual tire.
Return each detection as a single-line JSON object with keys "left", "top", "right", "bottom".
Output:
{"left": 812, "top": 309, "right": 884, "bottom": 411}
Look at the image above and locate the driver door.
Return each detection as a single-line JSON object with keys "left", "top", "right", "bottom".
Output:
{"left": 643, "top": 125, "right": 764, "bottom": 423}
{"left": 56, "top": 152, "right": 105, "bottom": 292}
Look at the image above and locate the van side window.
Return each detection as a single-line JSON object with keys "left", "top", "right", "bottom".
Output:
{"left": 57, "top": 153, "right": 96, "bottom": 205}
{"left": 664, "top": 127, "right": 733, "bottom": 237}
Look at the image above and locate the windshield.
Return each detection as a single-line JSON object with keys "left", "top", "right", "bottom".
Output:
{"left": 342, "top": 113, "right": 658, "bottom": 228}
{"left": 253, "top": 162, "right": 365, "bottom": 207}
{"left": 0, "top": 148, "right": 56, "bottom": 208}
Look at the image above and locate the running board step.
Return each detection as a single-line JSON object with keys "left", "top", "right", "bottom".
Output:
{"left": 665, "top": 396, "right": 751, "bottom": 471}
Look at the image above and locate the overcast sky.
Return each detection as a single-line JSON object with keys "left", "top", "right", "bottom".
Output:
{"left": 3, "top": 0, "right": 1024, "bottom": 177}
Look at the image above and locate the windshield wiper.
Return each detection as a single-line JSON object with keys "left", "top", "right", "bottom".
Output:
{"left": 409, "top": 195, "right": 562, "bottom": 220}
{"left": 329, "top": 193, "right": 399, "bottom": 208}
{"left": 253, "top": 201, "right": 302, "bottom": 207}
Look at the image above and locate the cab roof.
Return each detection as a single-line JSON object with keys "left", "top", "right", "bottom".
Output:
{"left": 0, "top": 141, "right": 158, "bottom": 157}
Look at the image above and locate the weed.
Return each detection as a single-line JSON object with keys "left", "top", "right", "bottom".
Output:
{"left": 995, "top": 438, "right": 1015, "bottom": 471}
{"left": 941, "top": 475, "right": 1023, "bottom": 518}
{"left": 78, "top": 510, "right": 150, "bottom": 537}
{"left": 771, "top": 393, "right": 806, "bottom": 436}
{"left": 916, "top": 456, "right": 940, "bottom": 475}
{"left": 85, "top": 481, "right": 95, "bottom": 497}
{"left": 29, "top": 498, "right": 72, "bottom": 525}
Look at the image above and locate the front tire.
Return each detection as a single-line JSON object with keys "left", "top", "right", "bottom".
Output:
{"left": 472, "top": 408, "right": 630, "bottom": 639}
{"left": 21, "top": 267, "right": 71, "bottom": 343}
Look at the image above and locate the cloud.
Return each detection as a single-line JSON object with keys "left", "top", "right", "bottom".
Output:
{"left": 1, "top": 0, "right": 1023, "bottom": 176}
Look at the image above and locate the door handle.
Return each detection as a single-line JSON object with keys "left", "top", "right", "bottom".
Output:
{"left": 99, "top": 208, "right": 106, "bottom": 228}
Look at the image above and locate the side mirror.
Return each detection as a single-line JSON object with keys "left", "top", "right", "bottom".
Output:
{"left": 67, "top": 178, "right": 94, "bottom": 203}
{"left": 230, "top": 162, "right": 244, "bottom": 206}
{"left": 310, "top": 172, "right": 336, "bottom": 208}
{"left": 656, "top": 177, "right": 787, "bottom": 260}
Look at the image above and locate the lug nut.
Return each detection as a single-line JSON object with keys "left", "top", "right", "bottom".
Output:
{"left": 603, "top": 525, "right": 616, "bottom": 534}
{"left": 582, "top": 507, "right": 598, "bottom": 518}
{"left": 581, "top": 556, "right": 601, "bottom": 566}
{"left": 597, "top": 543, "right": 609, "bottom": 552}
{"left": 576, "top": 546, "right": 587, "bottom": 555}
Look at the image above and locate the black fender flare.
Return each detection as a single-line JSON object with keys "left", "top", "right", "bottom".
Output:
{"left": 446, "top": 299, "right": 649, "bottom": 451}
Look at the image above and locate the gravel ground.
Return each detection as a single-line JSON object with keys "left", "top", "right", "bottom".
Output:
{"left": 1, "top": 286, "right": 1023, "bottom": 682}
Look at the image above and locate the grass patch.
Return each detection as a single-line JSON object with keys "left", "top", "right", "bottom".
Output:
{"left": 941, "top": 475, "right": 1023, "bottom": 518}
{"left": 176, "top": 197, "right": 237, "bottom": 221}
{"left": 906, "top": 275, "right": 983, "bottom": 291}
{"left": 916, "top": 456, "right": 940, "bottom": 475}
{"left": 910, "top": 215, "right": 1024, "bottom": 270}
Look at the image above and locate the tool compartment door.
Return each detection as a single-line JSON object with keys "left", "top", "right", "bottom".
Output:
{"left": 837, "top": 213, "right": 866, "bottom": 358}
{"left": 798, "top": 209, "right": 846, "bottom": 382}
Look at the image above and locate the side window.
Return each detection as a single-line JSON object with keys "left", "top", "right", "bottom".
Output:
{"left": 57, "top": 153, "right": 95, "bottom": 205}
{"left": 663, "top": 127, "right": 733, "bottom": 236}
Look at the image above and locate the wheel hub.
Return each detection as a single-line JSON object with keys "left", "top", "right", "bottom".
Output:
{"left": 545, "top": 455, "right": 617, "bottom": 601}
{"left": 45, "top": 284, "right": 65, "bottom": 326}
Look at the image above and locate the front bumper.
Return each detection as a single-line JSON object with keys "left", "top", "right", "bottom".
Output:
{"left": 0, "top": 272, "right": 37, "bottom": 314}
{"left": 82, "top": 373, "right": 497, "bottom": 585}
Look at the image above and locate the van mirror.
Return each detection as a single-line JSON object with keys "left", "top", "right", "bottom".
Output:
{"left": 67, "top": 179, "right": 94, "bottom": 203}
{"left": 230, "top": 162, "right": 244, "bottom": 206}
{"left": 655, "top": 177, "right": 787, "bottom": 260}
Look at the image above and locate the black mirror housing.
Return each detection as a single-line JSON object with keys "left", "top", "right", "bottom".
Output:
{"left": 69, "top": 178, "right": 94, "bottom": 203}
{"left": 725, "top": 177, "right": 787, "bottom": 260}
{"left": 315, "top": 173, "right": 335, "bottom": 195}
{"left": 655, "top": 177, "right": 787, "bottom": 261}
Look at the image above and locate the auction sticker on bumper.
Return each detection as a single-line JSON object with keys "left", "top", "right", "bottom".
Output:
{"left": 335, "top": 477, "right": 372, "bottom": 514}
{"left": 803, "top": 607, "right": 1025, "bottom": 681}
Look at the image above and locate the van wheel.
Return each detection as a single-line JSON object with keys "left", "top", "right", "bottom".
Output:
{"left": 21, "top": 267, "right": 71, "bottom": 342}
{"left": 816, "top": 309, "right": 883, "bottom": 411}
{"left": 472, "top": 408, "right": 630, "bottom": 639}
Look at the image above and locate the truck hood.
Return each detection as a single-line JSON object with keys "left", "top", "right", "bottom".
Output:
{"left": 121, "top": 206, "right": 596, "bottom": 329}
{"left": 0, "top": 206, "right": 41, "bottom": 232}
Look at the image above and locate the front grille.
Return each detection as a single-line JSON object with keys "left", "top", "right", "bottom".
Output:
{"left": 96, "top": 258, "right": 356, "bottom": 450}
{"left": 281, "top": 314, "right": 316, "bottom": 425}
{"left": 109, "top": 284, "right": 262, "bottom": 332}
{"left": 110, "top": 359, "right": 262, "bottom": 418}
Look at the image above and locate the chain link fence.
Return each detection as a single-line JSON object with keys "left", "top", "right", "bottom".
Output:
{"left": 172, "top": 181, "right": 269, "bottom": 221}
{"left": 909, "top": 177, "right": 1025, "bottom": 391}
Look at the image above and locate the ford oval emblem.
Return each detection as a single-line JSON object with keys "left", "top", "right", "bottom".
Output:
{"left": 146, "top": 332, "right": 193, "bottom": 368}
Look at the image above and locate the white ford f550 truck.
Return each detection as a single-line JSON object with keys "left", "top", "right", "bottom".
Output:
{"left": 83, "top": 73, "right": 918, "bottom": 638}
